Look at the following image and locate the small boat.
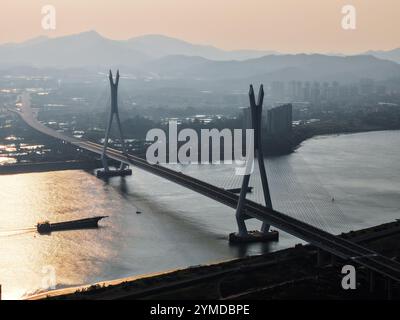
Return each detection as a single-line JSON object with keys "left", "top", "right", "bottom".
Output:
{"left": 37, "top": 216, "right": 108, "bottom": 234}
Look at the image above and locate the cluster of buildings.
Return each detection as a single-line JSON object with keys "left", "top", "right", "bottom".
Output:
{"left": 269, "top": 79, "right": 390, "bottom": 103}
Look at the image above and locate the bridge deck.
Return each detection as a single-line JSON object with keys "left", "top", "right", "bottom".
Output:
{"left": 13, "top": 93, "right": 400, "bottom": 283}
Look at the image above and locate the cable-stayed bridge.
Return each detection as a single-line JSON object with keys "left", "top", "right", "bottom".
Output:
{"left": 12, "top": 74, "right": 400, "bottom": 292}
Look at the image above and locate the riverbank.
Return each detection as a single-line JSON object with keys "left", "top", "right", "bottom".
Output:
{"left": 0, "top": 160, "right": 102, "bottom": 175}
{"left": 28, "top": 220, "right": 400, "bottom": 300}
{"left": 291, "top": 119, "right": 400, "bottom": 152}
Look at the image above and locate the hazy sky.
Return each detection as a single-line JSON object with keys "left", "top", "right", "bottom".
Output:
{"left": 0, "top": 0, "right": 399, "bottom": 53}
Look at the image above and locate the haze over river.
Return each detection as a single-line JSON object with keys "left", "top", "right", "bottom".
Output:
{"left": 0, "top": 130, "right": 399, "bottom": 299}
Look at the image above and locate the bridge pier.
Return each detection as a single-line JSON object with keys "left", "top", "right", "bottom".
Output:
{"left": 96, "top": 70, "right": 132, "bottom": 179}
{"left": 229, "top": 85, "right": 278, "bottom": 244}
{"left": 235, "top": 174, "right": 250, "bottom": 237}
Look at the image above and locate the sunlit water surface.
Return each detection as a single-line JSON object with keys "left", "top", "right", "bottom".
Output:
{"left": 0, "top": 130, "right": 399, "bottom": 299}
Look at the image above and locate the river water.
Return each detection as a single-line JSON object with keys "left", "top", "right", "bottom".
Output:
{"left": 0, "top": 130, "right": 399, "bottom": 299}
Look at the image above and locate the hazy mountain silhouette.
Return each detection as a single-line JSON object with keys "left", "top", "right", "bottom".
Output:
{"left": 0, "top": 31, "right": 276, "bottom": 68}
{"left": 364, "top": 48, "right": 400, "bottom": 64}
{"left": 0, "top": 31, "right": 399, "bottom": 82}
{"left": 125, "top": 34, "right": 277, "bottom": 60}
{"left": 142, "top": 54, "right": 400, "bottom": 82}
{"left": 2, "top": 35, "right": 49, "bottom": 48}
{"left": 0, "top": 31, "right": 148, "bottom": 68}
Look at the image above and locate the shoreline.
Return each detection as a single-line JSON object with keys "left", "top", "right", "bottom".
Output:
{"left": 291, "top": 123, "right": 400, "bottom": 152}
{"left": 27, "top": 219, "right": 400, "bottom": 300}
{"left": 0, "top": 160, "right": 102, "bottom": 175}
{"left": 291, "top": 127, "right": 400, "bottom": 152}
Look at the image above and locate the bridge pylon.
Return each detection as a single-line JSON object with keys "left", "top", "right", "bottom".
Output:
{"left": 229, "top": 84, "right": 279, "bottom": 243}
{"left": 96, "top": 70, "right": 132, "bottom": 179}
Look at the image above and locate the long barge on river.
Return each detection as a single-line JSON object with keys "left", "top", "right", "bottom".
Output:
{"left": 37, "top": 216, "right": 108, "bottom": 234}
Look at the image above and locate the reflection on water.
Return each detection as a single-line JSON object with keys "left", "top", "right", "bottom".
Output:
{"left": 0, "top": 130, "right": 400, "bottom": 299}
{"left": 0, "top": 156, "right": 17, "bottom": 165}
{"left": 0, "top": 172, "right": 118, "bottom": 299}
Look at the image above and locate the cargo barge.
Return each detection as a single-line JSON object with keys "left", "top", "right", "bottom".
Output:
{"left": 37, "top": 216, "right": 108, "bottom": 234}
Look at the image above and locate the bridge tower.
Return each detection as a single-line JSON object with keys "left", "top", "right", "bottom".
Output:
{"left": 96, "top": 70, "right": 132, "bottom": 178}
{"left": 229, "top": 84, "right": 279, "bottom": 243}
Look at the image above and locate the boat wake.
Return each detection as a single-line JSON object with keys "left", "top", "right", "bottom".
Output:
{"left": 0, "top": 227, "right": 36, "bottom": 237}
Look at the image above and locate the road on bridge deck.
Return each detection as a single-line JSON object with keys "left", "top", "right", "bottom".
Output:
{"left": 12, "top": 92, "right": 400, "bottom": 284}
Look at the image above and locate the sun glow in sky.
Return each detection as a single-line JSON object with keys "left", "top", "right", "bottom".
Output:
{"left": 0, "top": 0, "right": 399, "bottom": 53}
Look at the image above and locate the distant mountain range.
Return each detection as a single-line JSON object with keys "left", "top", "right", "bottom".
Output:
{"left": 125, "top": 34, "right": 277, "bottom": 60}
{"left": 0, "top": 31, "right": 148, "bottom": 68}
{"left": 142, "top": 54, "right": 400, "bottom": 83}
{"left": 0, "top": 31, "right": 399, "bottom": 83}
{"left": 364, "top": 48, "right": 400, "bottom": 64}
{"left": 0, "top": 31, "right": 276, "bottom": 68}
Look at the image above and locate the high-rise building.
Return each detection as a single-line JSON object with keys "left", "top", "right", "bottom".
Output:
{"left": 271, "top": 81, "right": 285, "bottom": 100}
{"left": 288, "top": 81, "right": 296, "bottom": 100}
{"left": 303, "top": 82, "right": 311, "bottom": 101}
{"left": 359, "top": 78, "right": 375, "bottom": 96}
{"left": 322, "top": 82, "right": 329, "bottom": 100}
{"left": 266, "top": 104, "right": 292, "bottom": 136}
{"left": 295, "top": 81, "right": 303, "bottom": 100}
{"left": 310, "top": 82, "right": 321, "bottom": 102}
